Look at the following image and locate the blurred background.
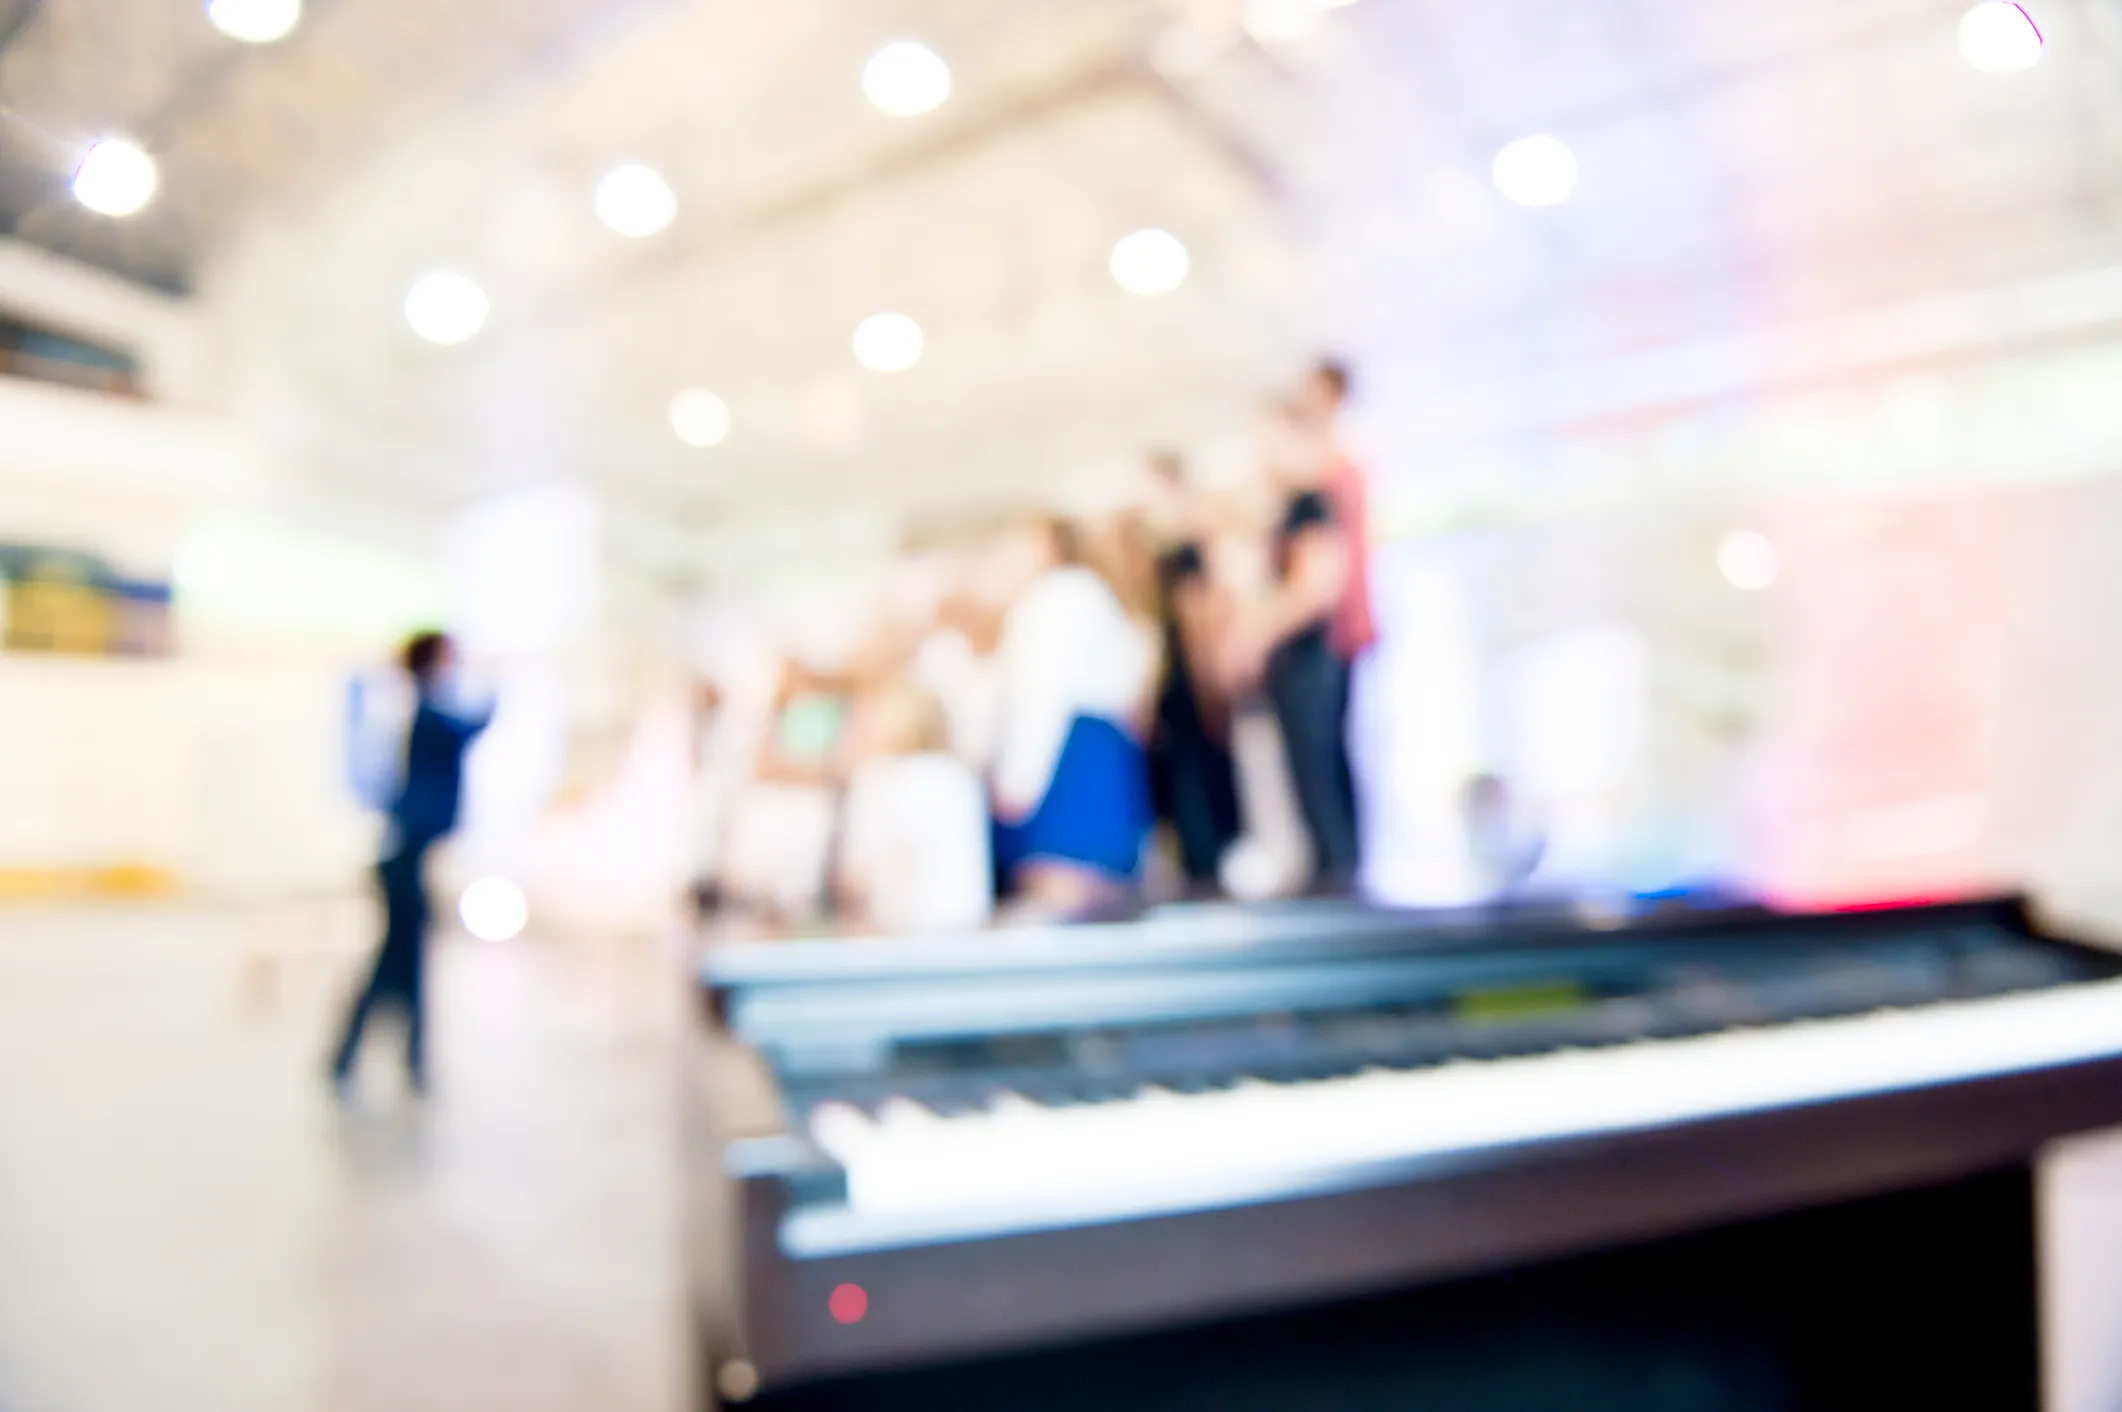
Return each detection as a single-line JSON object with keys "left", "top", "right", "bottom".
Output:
{"left": 6, "top": 0, "right": 2122, "bottom": 1408}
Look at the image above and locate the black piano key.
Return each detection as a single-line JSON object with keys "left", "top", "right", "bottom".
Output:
{"left": 764, "top": 914, "right": 2122, "bottom": 1132}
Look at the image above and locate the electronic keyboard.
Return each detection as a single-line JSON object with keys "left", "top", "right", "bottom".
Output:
{"left": 683, "top": 896, "right": 2122, "bottom": 1402}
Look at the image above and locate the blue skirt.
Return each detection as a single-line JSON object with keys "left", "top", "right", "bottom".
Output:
{"left": 994, "top": 714, "right": 1151, "bottom": 881}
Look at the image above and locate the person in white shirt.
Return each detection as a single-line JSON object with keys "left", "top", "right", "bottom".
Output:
{"left": 909, "top": 622, "right": 1001, "bottom": 772}
{"left": 835, "top": 678, "right": 993, "bottom": 934}
{"left": 987, "top": 517, "right": 1159, "bottom": 918}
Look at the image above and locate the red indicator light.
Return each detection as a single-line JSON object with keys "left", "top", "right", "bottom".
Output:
{"left": 829, "top": 1283, "right": 868, "bottom": 1325}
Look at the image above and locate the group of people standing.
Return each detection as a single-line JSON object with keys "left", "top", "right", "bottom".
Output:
{"left": 325, "top": 358, "right": 1376, "bottom": 1096}
{"left": 691, "top": 356, "right": 1374, "bottom": 932}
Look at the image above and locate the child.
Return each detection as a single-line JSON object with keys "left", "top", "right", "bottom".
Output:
{"left": 836, "top": 678, "right": 993, "bottom": 934}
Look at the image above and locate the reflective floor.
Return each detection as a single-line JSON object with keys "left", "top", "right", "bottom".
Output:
{"left": 0, "top": 903, "right": 689, "bottom": 1412}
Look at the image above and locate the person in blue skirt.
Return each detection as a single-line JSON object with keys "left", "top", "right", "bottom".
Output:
{"left": 988, "top": 518, "right": 1158, "bottom": 920}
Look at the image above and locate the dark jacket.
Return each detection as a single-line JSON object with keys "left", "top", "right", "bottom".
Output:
{"left": 391, "top": 696, "right": 490, "bottom": 848}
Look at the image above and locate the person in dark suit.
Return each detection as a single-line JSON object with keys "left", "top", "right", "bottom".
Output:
{"left": 331, "top": 631, "right": 490, "bottom": 1097}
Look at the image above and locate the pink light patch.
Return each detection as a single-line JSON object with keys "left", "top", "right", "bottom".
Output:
{"left": 828, "top": 1283, "right": 869, "bottom": 1325}
{"left": 2012, "top": 3, "right": 2043, "bottom": 44}
{"left": 1753, "top": 492, "right": 2014, "bottom": 910}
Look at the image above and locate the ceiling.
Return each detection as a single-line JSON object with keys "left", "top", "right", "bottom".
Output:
{"left": 195, "top": 0, "right": 1313, "bottom": 550}
{"left": 0, "top": 0, "right": 677, "bottom": 291}
{"left": 6, "top": 0, "right": 2122, "bottom": 574}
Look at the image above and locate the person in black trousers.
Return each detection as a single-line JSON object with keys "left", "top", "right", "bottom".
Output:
{"left": 1151, "top": 541, "right": 1241, "bottom": 890}
{"left": 1261, "top": 490, "right": 1361, "bottom": 889}
{"left": 1227, "top": 393, "right": 1367, "bottom": 893}
{"left": 332, "top": 631, "right": 490, "bottom": 1097}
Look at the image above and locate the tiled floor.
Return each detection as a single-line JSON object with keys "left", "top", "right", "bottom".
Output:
{"left": 0, "top": 902, "right": 691, "bottom": 1412}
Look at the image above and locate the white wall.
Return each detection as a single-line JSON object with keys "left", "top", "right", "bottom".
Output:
{"left": 1360, "top": 470, "right": 2122, "bottom": 912}
{"left": 0, "top": 242, "right": 456, "bottom": 902}
{"left": 0, "top": 656, "right": 378, "bottom": 899}
{"left": 171, "top": 508, "right": 446, "bottom": 661}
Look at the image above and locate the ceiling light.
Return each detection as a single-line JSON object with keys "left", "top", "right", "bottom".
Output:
{"left": 669, "top": 388, "right": 731, "bottom": 448}
{"left": 1717, "top": 530, "right": 1779, "bottom": 590}
{"left": 1959, "top": 2, "right": 2042, "bottom": 72}
{"left": 1242, "top": 0, "right": 1324, "bottom": 44}
{"left": 70, "top": 139, "right": 157, "bottom": 217}
{"left": 1110, "top": 228, "right": 1190, "bottom": 296}
{"left": 852, "top": 312, "right": 923, "bottom": 372}
{"left": 404, "top": 271, "right": 489, "bottom": 346}
{"left": 207, "top": 0, "right": 300, "bottom": 43}
{"left": 459, "top": 877, "right": 528, "bottom": 942}
{"left": 594, "top": 163, "right": 676, "bottom": 238}
{"left": 1491, "top": 134, "right": 1578, "bottom": 208}
{"left": 863, "top": 40, "right": 951, "bottom": 116}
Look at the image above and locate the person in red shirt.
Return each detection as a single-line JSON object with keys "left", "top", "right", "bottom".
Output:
{"left": 1297, "top": 359, "right": 1377, "bottom": 663}
{"left": 1224, "top": 360, "right": 1374, "bottom": 891}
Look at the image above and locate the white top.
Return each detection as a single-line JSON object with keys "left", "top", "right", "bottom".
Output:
{"left": 909, "top": 629, "right": 1002, "bottom": 770}
{"left": 840, "top": 753, "right": 994, "bottom": 934}
{"left": 992, "top": 566, "right": 1156, "bottom": 816}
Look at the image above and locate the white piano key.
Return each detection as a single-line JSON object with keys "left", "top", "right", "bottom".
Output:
{"left": 982, "top": 1089, "right": 1049, "bottom": 1119}
{"left": 804, "top": 1100, "right": 879, "bottom": 1163}
{"left": 875, "top": 1096, "right": 945, "bottom": 1126}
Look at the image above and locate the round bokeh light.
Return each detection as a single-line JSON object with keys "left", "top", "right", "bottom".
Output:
{"left": 404, "top": 271, "right": 490, "bottom": 346}
{"left": 71, "top": 139, "right": 158, "bottom": 217}
{"left": 669, "top": 388, "right": 731, "bottom": 447}
{"left": 1717, "top": 529, "right": 1780, "bottom": 591}
{"left": 458, "top": 877, "right": 529, "bottom": 942}
{"left": 208, "top": 0, "right": 301, "bottom": 43}
{"left": 1110, "top": 228, "right": 1190, "bottom": 297}
{"left": 1959, "top": 2, "right": 2042, "bottom": 72}
{"left": 852, "top": 312, "right": 924, "bottom": 372}
{"left": 863, "top": 40, "right": 951, "bottom": 116}
{"left": 1491, "top": 134, "right": 1578, "bottom": 208}
{"left": 594, "top": 163, "right": 677, "bottom": 237}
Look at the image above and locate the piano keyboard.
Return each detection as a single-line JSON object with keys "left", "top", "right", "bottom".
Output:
{"left": 789, "top": 973, "right": 2122, "bottom": 1252}
{"left": 695, "top": 898, "right": 2122, "bottom": 1392}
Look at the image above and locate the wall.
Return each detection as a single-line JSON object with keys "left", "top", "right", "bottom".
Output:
{"left": 0, "top": 241, "right": 453, "bottom": 902}
{"left": 0, "top": 656, "right": 378, "bottom": 901}
{"left": 1360, "top": 499, "right": 1775, "bottom": 904}
{"left": 1358, "top": 471, "right": 2122, "bottom": 914}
